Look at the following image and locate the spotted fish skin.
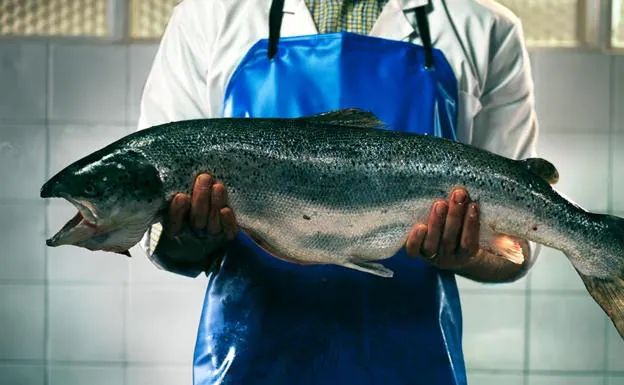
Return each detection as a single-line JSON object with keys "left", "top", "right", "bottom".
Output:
{"left": 135, "top": 117, "right": 608, "bottom": 272}
{"left": 40, "top": 109, "right": 624, "bottom": 338}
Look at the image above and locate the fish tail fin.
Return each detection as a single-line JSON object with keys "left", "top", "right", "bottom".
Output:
{"left": 576, "top": 271, "right": 624, "bottom": 339}
{"left": 571, "top": 213, "right": 624, "bottom": 339}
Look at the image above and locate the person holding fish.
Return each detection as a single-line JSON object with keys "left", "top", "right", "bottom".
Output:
{"left": 137, "top": 0, "right": 542, "bottom": 384}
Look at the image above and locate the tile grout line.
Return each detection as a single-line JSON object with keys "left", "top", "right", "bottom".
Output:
{"left": 43, "top": 40, "right": 52, "bottom": 385}
{"left": 522, "top": 271, "right": 532, "bottom": 385}
{"left": 468, "top": 368, "right": 624, "bottom": 376}
{"left": 603, "top": 53, "right": 617, "bottom": 385}
{"left": 4, "top": 357, "right": 624, "bottom": 376}
{"left": 522, "top": 52, "right": 538, "bottom": 385}
{"left": 123, "top": 41, "right": 131, "bottom": 385}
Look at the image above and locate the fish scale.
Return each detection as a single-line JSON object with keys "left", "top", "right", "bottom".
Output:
{"left": 40, "top": 108, "right": 624, "bottom": 340}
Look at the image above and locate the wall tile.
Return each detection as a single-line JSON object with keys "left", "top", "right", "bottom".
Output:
{"left": 614, "top": 56, "right": 624, "bottom": 134}
{"left": 127, "top": 284, "right": 205, "bottom": 364}
{"left": 0, "top": 42, "right": 46, "bottom": 123}
{"left": 0, "top": 285, "right": 44, "bottom": 360}
{"left": 608, "top": 311, "right": 624, "bottom": 371}
{"left": 607, "top": 376, "right": 624, "bottom": 385}
{"left": 46, "top": 202, "right": 129, "bottom": 283}
{"left": 456, "top": 273, "right": 527, "bottom": 293}
{"left": 538, "top": 133, "right": 609, "bottom": 212}
{"left": 460, "top": 293, "right": 525, "bottom": 370}
{"left": 48, "top": 285, "right": 124, "bottom": 361}
{"left": 0, "top": 364, "right": 44, "bottom": 385}
{"left": 0, "top": 202, "right": 45, "bottom": 281}
{"left": 129, "top": 44, "right": 159, "bottom": 125}
{"left": 126, "top": 366, "right": 191, "bottom": 385}
{"left": 467, "top": 372, "right": 524, "bottom": 385}
{"left": 0, "top": 125, "right": 46, "bottom": 200}
{"left": 527, "top": 375, "right": 604, "bottom": 385}
{"left": 613, "top": 135, "right": 624, "bottom": 212}
{"left": 529, "top": 294, "right": 607, "bottom": 371}
{"left": 48, "top": 124, "right": 132, "bottom": 176}
{"left": 528, "top": 247, "right": 585, "bottom": 292}
{"left": 532, "top": 51, "right": 610, "bottom": 132}
{"left": 49, "top": 365, "right": 124, "bottom": 385}
{"left": 49, "top": 44, "right": 127, "bottom": 123}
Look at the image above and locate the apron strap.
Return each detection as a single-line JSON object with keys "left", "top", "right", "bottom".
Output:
{"left": 414, "top": 6, "right": 434, "bottom": 69}
{"left": 268, "top": 0, "right": 285, "bottom": 58}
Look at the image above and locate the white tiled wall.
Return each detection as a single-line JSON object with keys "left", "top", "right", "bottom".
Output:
{"left": 48, "top": 366, "right": 125, "bottom": 385}
{"left": 461, "top": 293, "right": 526, "bottom": 371}
{"left": 0, "top": 43, "right": 47, "bottom": 124}
{"left": 0, "top": 125, "right": 47, "bottom": 200}
{"left": 0, "top": 40, "right": 622, "bottom": 385}
{"left": 48, "top": 45, "right": 128, "bottom": 124}
{"left": 526, "top": 375, "right": 605, "bottom": 385}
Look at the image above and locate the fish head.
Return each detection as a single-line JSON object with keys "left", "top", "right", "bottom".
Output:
{"left": 41, "top": 148, "right": 165, "bottom": 255}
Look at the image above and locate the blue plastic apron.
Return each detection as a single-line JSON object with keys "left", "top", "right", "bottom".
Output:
{"left": 193, "top": 6, "right": 465, "bottom": 385}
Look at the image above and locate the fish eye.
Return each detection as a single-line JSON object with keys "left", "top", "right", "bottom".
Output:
{"left": 84, "top": 183, "right": 96, "bottom": 196}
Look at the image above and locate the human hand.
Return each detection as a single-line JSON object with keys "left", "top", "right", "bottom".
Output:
{"left": 166, "top": 173, "right": 238, "bottom": 240}
{"left": 405, "top": 188, "right": 480, "bottom": 271}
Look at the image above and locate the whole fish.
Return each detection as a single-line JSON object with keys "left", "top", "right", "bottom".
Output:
{"left": 40, "top": 109, "right": 624, "bottom": 338}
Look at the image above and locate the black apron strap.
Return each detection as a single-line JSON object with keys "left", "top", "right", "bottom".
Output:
{"left": 414, "top": 5, "right": 434, "bottom": 69}
{"left": 268, "top": 0, "right": 285, "bottom": 59}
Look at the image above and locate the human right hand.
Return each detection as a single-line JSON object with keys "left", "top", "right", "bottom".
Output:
{"left": 166, "top": 173, "right": 238, "bottom": 240}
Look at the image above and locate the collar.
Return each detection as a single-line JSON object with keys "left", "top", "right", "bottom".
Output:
{"left": 283, "top": 0, "right": 430, "bottom": 14}
{"left": 397, "top": 0, "right": 429, "bottom": 10}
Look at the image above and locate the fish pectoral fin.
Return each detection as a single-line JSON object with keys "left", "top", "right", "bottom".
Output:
{"left": 577, "top": 271, "right": 624, "bottom": 339}
{"left": 482, "top": 231, "right": 526, "bottom": 265}
{"left": 303, "top": 108, "right": 387, "bottom": 130}
{"left": 520, "top": 158, "right": 559, "bottom": 185}
{"left": 342, "top": 259, "right": 394, "bottom": 278}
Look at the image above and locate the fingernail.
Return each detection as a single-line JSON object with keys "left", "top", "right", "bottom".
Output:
{"left": 175, "top": 194, "right": 187, "bottom": 206}
{"left": 453, "top": 190, "right": 467, "bottom": 204}
{"left": 435, "top": 202, "right": 447, "bottom": 215}
{"left": 197, "top": 174, "right": 212, "bottom": 188}
{"left": 469, "top": 203, "right": 478, "bottom": 218}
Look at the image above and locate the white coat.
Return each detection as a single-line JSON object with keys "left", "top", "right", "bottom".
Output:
{"left": 138, "top": 0, "right": 542, "bottom": 272}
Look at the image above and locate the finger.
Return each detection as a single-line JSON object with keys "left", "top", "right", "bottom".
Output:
{"left": 167, "top": 193, "right": 191, "bottom": 236}
{"left": 208, "top": 183, "right": 226, "bottom": 234}
{"left": 406, "top": 224, "right": 427, "bottom": 258}
{"left": 220, "top": 207, "right": 238, "bottom": 240}
{"left": 440, "top": 189, "right": 469, "bottom": 257}
{"left": 190, "top": 174, "right": 214, "bottom": 230}
{"left": 459, "top": 202, "right": 481, "bottom": 259}
{"left": 422, "top": 201, "right": 448, "bottom": 257}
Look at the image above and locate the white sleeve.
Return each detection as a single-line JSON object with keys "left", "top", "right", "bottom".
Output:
{"left": 137, "top": 0, "right": 219, "bottom": 130}
{"left": 136, "top": 0, "right": 224, "bottom": 277}
{"left": 470, "top": 20, "right": 542, "bottom": 277}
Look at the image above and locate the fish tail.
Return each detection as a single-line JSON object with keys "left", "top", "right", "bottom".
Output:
{"left": 571, "top": 214, "right": 624, "bottom": 339}
{"left": 576, "top": 271, "right": 624, "bottom": 339}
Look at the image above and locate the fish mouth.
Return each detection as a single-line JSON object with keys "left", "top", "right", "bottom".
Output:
{"left": 46, "top": 197, "right": 104, "bottom": 248}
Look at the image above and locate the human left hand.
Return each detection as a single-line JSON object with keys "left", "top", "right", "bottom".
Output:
{"left": 405, "top": 188, "right": 481, "bottom": 271}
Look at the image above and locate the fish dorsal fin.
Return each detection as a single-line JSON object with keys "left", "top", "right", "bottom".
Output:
{"left": 521, "top": 158, "right": 560, "bottom": 185}
{"left": 302, "top": 108, "right": 386, "bottom": 129}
